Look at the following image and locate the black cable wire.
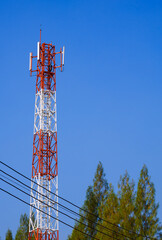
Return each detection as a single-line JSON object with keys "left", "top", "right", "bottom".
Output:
{"left": 0, "top": 173, "right": 30, "bottom": 193}
{"left": 0, "top": 169, "right": 133, "bottom": 240}
{"left": 0, "top": 161, "right": 156, "bottom": 240}
{"left": 0, "top": 169, "right": 78, "bottom": 217}
{"left": 0, "top": 176, "right": 118, "bottom": 240}
{"left": 0, "top": 171, "right": 78, "bottom": 219}
{"left": 0, "top": 187, "right": 100, "bottom": 240}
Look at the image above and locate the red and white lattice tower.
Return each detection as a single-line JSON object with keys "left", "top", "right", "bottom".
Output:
{"left": 28, "top": 30, "right": 64, "bottom": 240}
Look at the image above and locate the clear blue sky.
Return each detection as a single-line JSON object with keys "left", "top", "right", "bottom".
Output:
{"left": 0, "top": 0, "right": 162, "bottom": 239}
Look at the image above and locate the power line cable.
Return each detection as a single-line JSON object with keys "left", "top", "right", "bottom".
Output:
{"left": 0, "top": 187, "right": 100, "bottom": 240}
{"left": 0, "top": 175, "right": 124, "bottom": 240}
{"left": 0, "top": 169, "right": 134, "bottom": 240}
{"left": 0, "top": 161, "right": 155, "bottom": 240}
{"left": 0, "top": 173, "right": 30, "bottom": 193}
{"left": 0, "top": 169, "right": 78, "bottom": 217}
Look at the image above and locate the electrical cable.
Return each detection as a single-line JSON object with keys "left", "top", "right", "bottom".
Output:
{"left": 0, "top": 173, "right": 30, "bottom": 193}
{"left": 0, "top": 169, "right": 78, "bottom": 217}
{"left": 0, "top": 161, "right": 155, "bottom": 240}
{"left": 0, "top": 175, "right": 123, "bottom": 240}
{"left": 0, "top": 169, "right": 133, "bottom": 240}
{"left": 0, "top": 161, "right": 156, "bottom": 240}
{"left": 0, "top": 187, "right": 100, "bottom": 240}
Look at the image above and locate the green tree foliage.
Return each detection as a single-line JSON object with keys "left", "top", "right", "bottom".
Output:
{"left": 135, "top": 165, "right": 162, "bottom": 239}
{"left": 159, "top": 233, "right": 162, "bottom": 239}
{"left": 15, "top": 213, "right": 29, "bottom": 240}
{"left": 117, "top": 171, "right": 136, "bottom": 239}
{"left": 83, "top": 186, "right": 98, "bottom": 238}
{"left": 68, "top": 162, "right": 108, "bottom": 240}
{"left": 93, "top": 161, "right": 108, "bottom": 226}
{"left": 68, "top": 163, "right": 161, "bottom": 239}
{"left": 68, "top": 186, "right": 98, "bottom": 240}
{"left": 93, "top": 161, "right": 108, "bottom": 206}
{"left": 5, "top": 229, "right": 13, "bottom": 240}
{"left": 96, "top": 183, "right": 119, "bottom": 240}
{"left": 68, "top": 214, "right": 87, "bottom": 240}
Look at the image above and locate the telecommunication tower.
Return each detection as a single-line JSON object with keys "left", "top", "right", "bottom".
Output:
{"left": 28, "top": 30, "right": 64, "bottom": 240}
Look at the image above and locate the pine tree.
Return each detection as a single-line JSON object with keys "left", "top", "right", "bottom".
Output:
{"left": 68, "top": 215, "right": 87, "bottom": 240}
{"left": 84, "top": 161, "right": 108, "bottom": 239}
{"left": 96, "top": 183, "right": 119, "bottom": 240}
{"left": 68, "top": 186, "right": 98, "bottom": 240}
{"left": 68, "top": 162, "right": 162, "bottom": 239}
{"left": 93, "top": 161, "right": 108, "bottom": 205}
{"left": 5, "top": 229, "right": 13, "bottom": 240}
{"left": 117, "top": 171, "right": 136, "bottom": 239}
{"left": 15, "top": 213, "right": 29, "bottom": 240}
{"left": 92, "top": 161, "right": 108, "bottom": 229}
{"left": 68, "top": 161, "right": 108, "bottom": 239}
{"left": 135, "top": 164, "right": 162, "bottom": 239}
{"left": 84, "top": 186, "right": 98, "bottom": 238}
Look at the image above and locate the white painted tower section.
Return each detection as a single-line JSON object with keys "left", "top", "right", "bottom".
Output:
{"left": 29, "top": 89, "right": 59, "bottom": 234}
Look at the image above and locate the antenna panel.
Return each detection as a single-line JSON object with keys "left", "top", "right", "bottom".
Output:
{"left": 62, "top": 46, "right": 65, "bottom": 65}
{"left": 37, "top": 42, "right": 40, "bottom": 60}
{"left": 29, "top": 52, "right": 32, "bottom": 71}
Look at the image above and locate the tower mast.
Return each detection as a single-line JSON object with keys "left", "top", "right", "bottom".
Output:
{"left": 29, "top": 32, "right": 64, "bottom": 240}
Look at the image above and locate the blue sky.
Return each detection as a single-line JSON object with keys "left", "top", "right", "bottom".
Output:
{"left": 0, "top": 0, "right": 162, "bottom": 239}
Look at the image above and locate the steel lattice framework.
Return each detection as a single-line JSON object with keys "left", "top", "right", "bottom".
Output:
{"left": 29, "top": 32, "right": 64, "bottom": 240}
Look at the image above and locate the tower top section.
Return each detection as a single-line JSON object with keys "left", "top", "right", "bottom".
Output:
{"left": 29, "top": 31, "right": 65, "bottom": 93}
